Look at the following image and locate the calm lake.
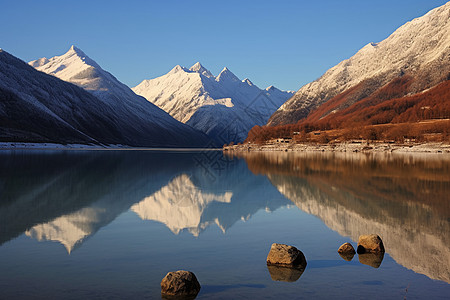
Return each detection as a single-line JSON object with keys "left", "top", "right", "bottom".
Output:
{"left": 0, "top": 150, "right": 449, "bottom": 299}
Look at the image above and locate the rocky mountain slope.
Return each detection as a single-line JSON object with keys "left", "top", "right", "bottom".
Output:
{"left": 133, "top": 63, "right": 294, "bottom": 143}
{"left": 24, "top": 46, "right": 209, "bottom": 147}
{"left": 268, "top": 2, "right": 450, "bottom": 126}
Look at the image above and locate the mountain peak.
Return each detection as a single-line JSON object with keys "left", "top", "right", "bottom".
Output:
{"left": 67, "top": 45, "right": 86, "bottom": 57}
{"left": 267, "top": 1, "right": 450, "bottom": 126}
{"left": 243, "top": 78, "right": 254, "bottom": 86}
{"left": 59, "top": 45, "right": 101, "bottom": 70}
{"left": 168, "top": 65, "right": 188, "bottom": 74}
{"left": 189, "top": 62, "right": 213, "bottom": 78}
{"left": 189, "top": 62, "right": 204, "bottom": 71}
{"left": 216, "top": 67, "right": 239, "bottom": 83}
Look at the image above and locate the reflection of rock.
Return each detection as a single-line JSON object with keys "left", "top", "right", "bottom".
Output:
{"left": 240, "top": 152, "right": 450, "bottom": 283}
{"left": 267, "top": 265, "right": 305, "bottom": 282}
{"left": 357, "top": 234, "right": 385, "bottom": 254}
{"left": 338, "top": 243, "right": 356, "bottom": 261}
{"left": 267, "top": 243, "right": 307, "bottom": 269}
{"left": 339, "top": 252, "right": 355, "bottom": 262}
{"left": 161, "top": 270, "right": 201, "bottom": 299}
{"left": 359, "top": 252, "right": 385, "bottom": 268}
{"left": 131, "top": 174, "right": 232, "bottom": 236}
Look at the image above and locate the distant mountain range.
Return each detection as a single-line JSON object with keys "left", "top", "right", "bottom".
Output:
{"left": 267, "top": 2, "right": 450, "bottom": 130}
{"left": 23, "top": 46, "right": 210, "bottom": 147}
{"left": 0, "top": 47, "right": 209, "bottom": 147}
{"left": 133, "top": 63, "right": 293, "bottom": 143}
{"left": 1, "top": 2, "right": 448, "bottom": 147}
{"left": 24, "top": 46, "right": 293, "bottom": 146}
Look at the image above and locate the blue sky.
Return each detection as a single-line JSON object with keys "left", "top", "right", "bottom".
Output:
{"left": 1, "top": 0, "right": 448, "bottom": 91}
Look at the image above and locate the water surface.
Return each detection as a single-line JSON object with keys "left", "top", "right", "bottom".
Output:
{"left": 0, "top": 150, "right": 449, "bottom": 299}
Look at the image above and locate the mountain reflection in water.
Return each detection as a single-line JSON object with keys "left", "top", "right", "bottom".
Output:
{"left": 1, "top": 150, "right": 449, "bottom": 286}
{"left": 0, "top": 151, "right": 288, "bottom": 253}
{"left": 232, "top": 151, "right": 450, "bottom": 283}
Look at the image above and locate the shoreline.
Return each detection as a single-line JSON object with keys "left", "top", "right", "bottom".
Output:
{"left": 223, "top": 141, "right": 450, "bottom": 154}
{"left": 0, "top": 142, "right": 221, "bottom": 151}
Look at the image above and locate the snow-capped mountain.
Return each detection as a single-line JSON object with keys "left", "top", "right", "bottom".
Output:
{"left": 132, "top": 63, "right": 294, "bottom": 143}
{"left": 24, "top": 46, "right": 209, "bottom": 147}
{"left": 268, "top": 1, "right": 450, "bottom": 125}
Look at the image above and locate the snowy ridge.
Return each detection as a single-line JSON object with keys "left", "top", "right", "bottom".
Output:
{"left": 27, "top": 46, "right": 210, "bottom": 147}
{"left": 268, "top": 1, "right": 450, "bottom": 125}
{"left": 133, "top": 63, "right": 294, "bottom": 143}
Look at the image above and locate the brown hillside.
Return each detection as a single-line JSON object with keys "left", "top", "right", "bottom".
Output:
{"left": 245, "top": 79, "right": 450, "bottom": 144}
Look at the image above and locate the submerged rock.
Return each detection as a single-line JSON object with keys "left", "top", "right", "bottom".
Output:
{"left": 357, "top": 234, "right": 385, "bottom": 253}
{"left": 359, "top": 252, "right": 385, "bottom": 268}
{"left": 267, "top": 265, "right": 305, "bottom": 282}
{"left": 161, "top": 270, "right": 201, "bottom": 298}
{"left": 266, "top": 243, "right": 307, "bottom": 269}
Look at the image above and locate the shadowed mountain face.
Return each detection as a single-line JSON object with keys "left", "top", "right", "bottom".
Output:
{"left": 0, "top": 48, "right": 209, "bottom": 147}
{"left": 234, "top": 151, "right": 450, "bottom": 283}
{"left": 0, "top": 151, "right": 288, "bottom": 253}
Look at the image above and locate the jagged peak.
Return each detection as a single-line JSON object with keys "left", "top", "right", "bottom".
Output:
{"left": 216, "top": 67, "right": 240, "bottom": 82}
{"left": 189, "top": 62, "right": 213, "bottom": 77}
{"left": 189, "top": 62, "right": 204, "bottom": 71}
{"left": 168, "top": 64, "right": 188, "bottom": 74}
{"left": 67, "top": 45, "right": 86, "bottom": 57}
{"left": 59, "top": 45, "right": 101, "bottom": 69}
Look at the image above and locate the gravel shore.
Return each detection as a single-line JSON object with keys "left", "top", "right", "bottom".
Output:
{"left": 223, "top": 142, "right": 450, "bottom": 154}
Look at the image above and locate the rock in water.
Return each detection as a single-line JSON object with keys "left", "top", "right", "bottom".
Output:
{"left": 161, "top": 270, "right": 201, "bottom": 298}
{"left": 357, "top": 234, "right": 385, "bottom": 254}
{"left": 338, "top": 242, "right": 356, "bottom": 254}
{"left": 266, "top": 243, "right": 307, "bottom": 269}
{"left": 338, "top": 242, "right": 356, "bottom": 261}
